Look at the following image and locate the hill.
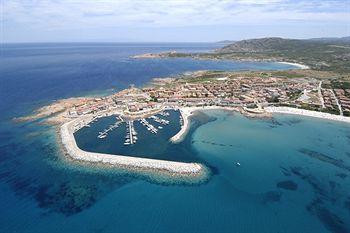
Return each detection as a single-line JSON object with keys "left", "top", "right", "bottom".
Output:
{"left": 214, "top": 37, "right": 350, "bottom": 73}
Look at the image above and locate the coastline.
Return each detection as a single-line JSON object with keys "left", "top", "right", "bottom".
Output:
{"left": 60, "top": 117, "right": 208, "bottom": 183}
{"left": 48, "top": 103, "right": 350, "bottom": 185}
{"left": 170, "top": 105, "right": 350, "bottom": 145}
{"left": 131, "top": 52, "right": 310, "bottom": 71}
{"left": 277, "top": 61, "right": 310, "bottom": 70}
{"left": 265, "top": 106, "right": 350, "bottom": 123}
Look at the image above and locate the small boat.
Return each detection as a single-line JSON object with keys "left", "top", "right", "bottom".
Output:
{"left": 235, "top": 162, "right": 241, "bottom": 167}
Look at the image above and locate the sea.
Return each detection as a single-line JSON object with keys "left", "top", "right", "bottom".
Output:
{"left": 0, "top": 43, "right": 349, "bottom": 233}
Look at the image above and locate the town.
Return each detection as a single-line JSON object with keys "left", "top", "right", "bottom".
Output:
{"left": 65, "top": 71, "right": 350, "bottom": 120}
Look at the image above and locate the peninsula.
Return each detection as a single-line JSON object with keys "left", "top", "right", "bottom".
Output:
{"left": 133, "top": 37, "right": 350, "bottom": 73}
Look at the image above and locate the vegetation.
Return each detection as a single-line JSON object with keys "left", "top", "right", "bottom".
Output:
{"left": 216, "top": 37, "right": 350, "bottom": 73}
{"left": 329, "top": 80, "right": 350, "bottom": 89}
{"left": 178, "top": 69, "right": 342, "bottom": 84}
{"left": 321, "top": 108, "right": 340, "bottom": 115}
{"left": 273, "top": 71, "right": 306, "bottom": 79}
{"left": 287, "top": 90, "right": 302, "bottom": 100}
{"left": 150, "top": 96, "right": 158, "bottom": 102}
{"left": 165, "top": 37, "right": 350, "bottom": 74}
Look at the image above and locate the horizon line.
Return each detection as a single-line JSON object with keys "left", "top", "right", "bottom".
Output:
{"left": 2, "top": 35, "right": 349, "bottom": 44}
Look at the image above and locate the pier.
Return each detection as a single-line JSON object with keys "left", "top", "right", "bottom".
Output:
{"left": 98, "top": 117, "right": 124, "bottom": 139}
{"left": 150, "top": 115, "right": 169, "bottom": 125}
{"left": 139, "top": 118, "right": 158, "bottom": 134}
{"left": 124, "top": 121, "right": 138, "bottom": 145}
{"left": 159, "top": 111, "right": 170, "bottom": 117}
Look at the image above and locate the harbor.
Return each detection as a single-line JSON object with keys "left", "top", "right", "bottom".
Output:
{"left": 73, "top": 109, "right": 191, "bottom": 162}
{"left": 87, "top": 110, "right": 180, "bottom": 148}
{"left": 61, "top": 108, "right": 206, "bottom": 179}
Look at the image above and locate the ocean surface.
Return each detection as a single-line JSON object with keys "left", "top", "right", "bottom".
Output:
{"left": 0, "top": 43, "right": 349, "bottom": 233}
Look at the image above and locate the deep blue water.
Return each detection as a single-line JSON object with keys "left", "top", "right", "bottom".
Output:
{"left": 1, "top": 43, "right": 349, "bottom": 233}
{"left": 0, "top": 43, "right": 294, "bottom": 120}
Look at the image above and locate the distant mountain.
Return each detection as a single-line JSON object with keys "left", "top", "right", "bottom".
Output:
{"left": 216, "top": 40, "right": 236, "bottom": 44}
{"left": 161, "top": 37, "right": 350, "bottom": 73}
{"left": 217, "top": 37, "right": 316, "bottom": 53}
{"left": 213, "top": 37, "right": 350, "bottom": 73}
{"left": 217, "top": 37, "right": 350, "bottom": 53}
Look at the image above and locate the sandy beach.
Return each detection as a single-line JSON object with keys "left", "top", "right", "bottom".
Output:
{"left": 170, "top": 106, "right": 239, "bottom": 143}
{"left": 265, "top": 106, "right": 350, "bottom": 123}
{"left": 60, "top": 118, "right": 207, "bottom": 180}
{"left": 170, "top": 105, "right": 350, "bottom": 144}
{"left": 278, "top": 61, "right": 310, "bottom": 69}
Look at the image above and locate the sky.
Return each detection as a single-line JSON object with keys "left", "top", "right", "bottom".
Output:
{"left": 1, "top": 0, "right": 350, "bottom": 43}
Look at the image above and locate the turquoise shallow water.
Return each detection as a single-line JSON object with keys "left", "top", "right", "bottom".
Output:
{"left": 191, "top": 110, "right": 350, "bottom": 233}
{"left": 59, "top": 110, "right": 350, "bottom": 232}
{"left": 1, "top": 109, "right": 350, "bottom": 232}
{"left": 1, "top": 43, "right": 350, "bottom": 233}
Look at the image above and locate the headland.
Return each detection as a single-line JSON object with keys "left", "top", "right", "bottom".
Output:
{"left": 132, "top": 37, "right": 350, "bottom": 73}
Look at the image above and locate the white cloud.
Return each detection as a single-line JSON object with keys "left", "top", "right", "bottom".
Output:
{"left": 1, "top": 0, "right": 349, "bottom": 42}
